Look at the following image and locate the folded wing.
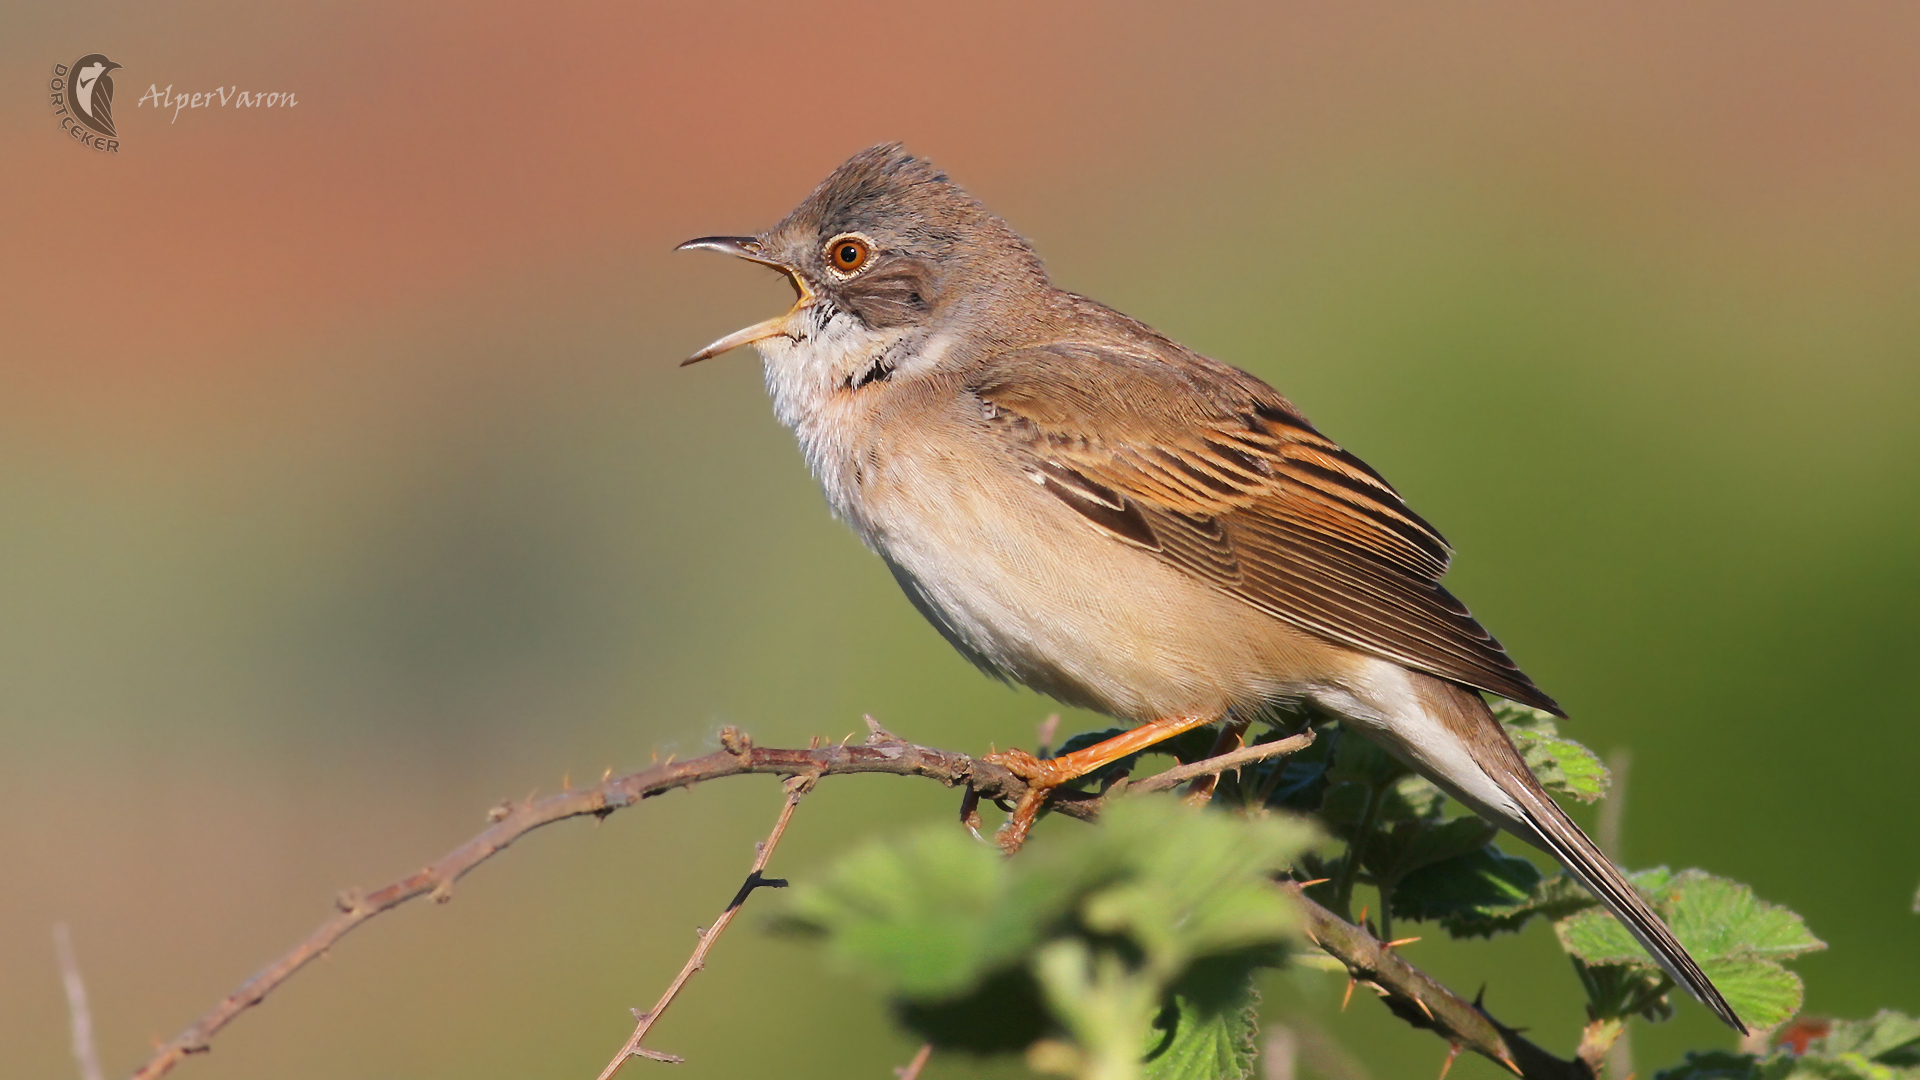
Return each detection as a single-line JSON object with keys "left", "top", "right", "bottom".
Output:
{"left": 971, "top": 338, "right": 1562, "bottom": 715}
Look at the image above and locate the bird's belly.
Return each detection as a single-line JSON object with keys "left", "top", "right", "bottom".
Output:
{"left": 856, "top": 454, "right": 1338, "bottom": 725}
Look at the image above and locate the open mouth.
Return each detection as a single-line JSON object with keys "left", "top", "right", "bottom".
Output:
{"left": 676, "top": 236, "right": 814, "bottom": 366}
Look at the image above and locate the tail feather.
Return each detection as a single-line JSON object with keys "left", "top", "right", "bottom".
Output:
{"left": 1379, "top": 673, "right": 1748, "bottom": 1033}
{"left": 1506, "top": 775, "right": 1747, "bottom": 1033}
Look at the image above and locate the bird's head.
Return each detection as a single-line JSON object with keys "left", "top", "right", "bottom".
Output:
{"left": 677, "top": 144, "right": 1048, "bottom": 369}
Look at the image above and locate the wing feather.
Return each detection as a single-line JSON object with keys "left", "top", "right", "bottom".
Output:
{"left": 973, "top": 340, "right": 1561, "bottom": 714}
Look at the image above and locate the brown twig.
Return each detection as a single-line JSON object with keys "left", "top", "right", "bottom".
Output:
{"left": 894, "top": 1042, "right": 934, "bottom": 1080}
{"left": 54, "top": 923, "right": 105, "bottom": 1080}
{"left": 1283, "top": 884, "right": 1595, "bottom": 1080}
{"left": 129, "top": 720, "right": 1056, "bottom": 1080}
{"left": 129, "top": 719, "right": 1583, "bottom": 1080}
{"left": 595, "top": 765, "right": 819, "bottom": 1078}
{"left": 1181, "top": 716, "right": 1251, "bottom": 806}
{"left": 1129, "top": 730, "right": 1313, "bottom": 796}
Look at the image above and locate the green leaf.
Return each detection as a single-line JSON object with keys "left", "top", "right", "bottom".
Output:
{"left": 1050, "top": 800, "right": 1313, "bottom": 972}
{"left": 1032, "top": 938, "right": 1167, "bottom": 1080}
{"left": 784, "top": 797, "right": 1319, "bottom": 1079}
{"left": 1142, "top": 955, "right": 1266, "bottom": 1080}
{"left": 1699, "top": 960, "right": 1805, "bottom": 1034}
{"left": 1556, "top": 903, "right": 1648, "bottom": 965}
{"left": 1554, "top": 867, "right": 1825, "bottom": 1029}
{"left": 1389, "top": 842, "right": 1550, "bottom": 934}
{"left": 777, "top": 826, "right": 1038, "bottom": 997}
{"left": 1822, "top": 1011, "right": 1920, "bottom": 1066}
{"left": 1326, "top": 731, "right": 1409, "bottom": 788}
{"left": 1493, "top": 701, "right": 1611, "bottom": 802}
{"left": 1363, "top": 816, "right": 1500, "bottom": 883}
{"left": 1658, "top": 872, "right": 1826, "bottom": 963}
{"left": 1656, "top": 1012, "right": 1920, "bottom": 1080}
{"left": 1421, "top": 868, "right": 1594, "bottom": 938}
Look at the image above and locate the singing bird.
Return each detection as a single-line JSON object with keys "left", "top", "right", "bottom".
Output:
{"left": 678, "top": 144, "right": 1743, "bottom": 1032}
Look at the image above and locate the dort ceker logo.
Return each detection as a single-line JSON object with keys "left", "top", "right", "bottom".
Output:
{"left": 50, "top": 53, "right": 123, "bottom": 153}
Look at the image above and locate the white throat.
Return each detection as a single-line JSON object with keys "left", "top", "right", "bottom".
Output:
{"left": 751, "top": 305, "right": 901, "bottom": 430}
{"left": 751, "top": 306, "right": 957, "bottom": 532}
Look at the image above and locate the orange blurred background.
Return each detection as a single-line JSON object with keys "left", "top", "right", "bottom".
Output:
{"left": 5, "top": 4, "right": 1918, "bottom": 1078}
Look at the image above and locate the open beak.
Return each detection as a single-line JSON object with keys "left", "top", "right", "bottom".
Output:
{"left": 675, "top": 236, "right": 814, "bottom": 366}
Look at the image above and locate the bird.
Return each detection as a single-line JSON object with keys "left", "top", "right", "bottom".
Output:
{"left": 676, "top": 142, "right": 1743, "bottom": 1032}
{"left": 71, "top": 54, "right": 122, "bottom": 138}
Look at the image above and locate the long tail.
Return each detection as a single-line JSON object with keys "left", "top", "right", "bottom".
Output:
{"left": 1390, "top": 675, "right": 1747, "bottom": 1033}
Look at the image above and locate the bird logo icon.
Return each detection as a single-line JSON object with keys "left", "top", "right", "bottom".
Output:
{"left": 69, "top": 53, "right": 122, "bottom": 138}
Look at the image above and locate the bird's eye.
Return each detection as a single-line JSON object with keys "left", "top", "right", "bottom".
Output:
{"left": 826, "top": 235, "right": 871, "bottom": 274}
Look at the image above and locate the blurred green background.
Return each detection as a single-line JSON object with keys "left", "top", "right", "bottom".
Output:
{"left": 4, "top": 3, "right": 1917, "bottom": 1077}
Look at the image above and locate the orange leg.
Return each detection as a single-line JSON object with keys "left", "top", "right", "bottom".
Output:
{"left": 983, "top": 714, "right": 1219, "bottom": 852}
{"left": 1181, "top": 715, "right": 1251, "bottom": 807}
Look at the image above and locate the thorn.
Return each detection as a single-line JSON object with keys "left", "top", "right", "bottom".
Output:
{"left": 487, "top": 800, "right": 513, "bottom": 823}
{"left": 1410, "top": 992, "right": 1434, "bottom": 1020}
{"left": 1296, "top": 878, "right": 1331, "bottom": 888}
{"left": 650, "top": 748, "right": 658, "bottom": 764}
{"left": 1386, "top": 936, "right": 1422, "bottom": 948}
{"left": 562, "top": 773, "right": 572, "bottom": 791}
{"left": 809, "top": 735, "right": 824, "bottom": 750}
{"left": 841, "top": 731, "right": 855, "bottom": 747}
{"left": 1341, "top": 976, "right": 1357, "bottom": 1011}
{"left": 664, "top": 754, "right": 675, "bottom": 767}
{"left": 1473, "top": 984, "right": 1488, "bottom": 1010}
{"left": 631, "top": 1008, "right": 652, "bottom": 1022}
{"left": 602, "top": 767, "right": 613, "bottom": 783}
{"left": 1438, "top": 1042, "right": 1462, "bottom": 1080}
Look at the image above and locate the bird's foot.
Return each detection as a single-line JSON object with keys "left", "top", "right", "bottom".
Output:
{"left": 980, "top": 748, "right": 1077, "bottom": 854}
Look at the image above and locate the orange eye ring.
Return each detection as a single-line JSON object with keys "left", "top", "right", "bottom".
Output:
{"left": 826, "top": 235, "right": 871, "bottom": 274}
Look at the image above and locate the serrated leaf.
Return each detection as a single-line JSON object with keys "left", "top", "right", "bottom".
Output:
{"left": 1557, "top": 905, "right": 1649, "bottom": 965}
{"left": 1822, "top": 1011, "right": 1920, "bottom": 1066}
{"left": 1430, "top": 870, "right": 1595, "bottom": 938}
{"left": 1699, "top": 959, "right": 1805, "bottom": 1031}
{"left": 1493, "top": 701, "right": 1612, "bottom": 802}
{"left": 1553, "top": 867, "right": 1824, "bottom": 1030}
{"left": 1660, "top": 872, "right": 1826, "bottom": 963}
{"left": 778, "top": 827, "right": 1033, "bottom": 996}
{"left": 1055, "top": 801, "right": 1313, "bottom": 971}
{"left": 785, "top": 797, "right": 1318, "bottom": 1078}
{"left": 1326, "top": 731, "right": 1409, "bottom": 787}
{"left": 1390, "top": 843, "right": 1547, "bottom": 934}
{"left": 1657, "top": 1013, "right": 1920, "bottom": 1080}
{"left": 1142, "top": 955, "right": 1265, "bottom": 1080}
{"left": 1364, "top": 816, "right": 1500, "bottom": 883}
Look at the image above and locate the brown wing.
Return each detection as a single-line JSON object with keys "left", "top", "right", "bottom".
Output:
{"left": 971, "top": 340, "right": 1562, "bottom": 715}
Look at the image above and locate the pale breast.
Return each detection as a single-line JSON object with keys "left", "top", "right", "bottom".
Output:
{"left": 830, "top": 386, "right": 1350, "bottom": 724}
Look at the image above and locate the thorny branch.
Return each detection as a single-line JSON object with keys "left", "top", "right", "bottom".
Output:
{"left": 129, "top": 718, "right": 1595, "bottom": 1080}
{"left": 1283, "top": 884, "right": 1596, "bottom": 1080}
{"left": 596, "top": 761, "right": 820, "bottom": 1079}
